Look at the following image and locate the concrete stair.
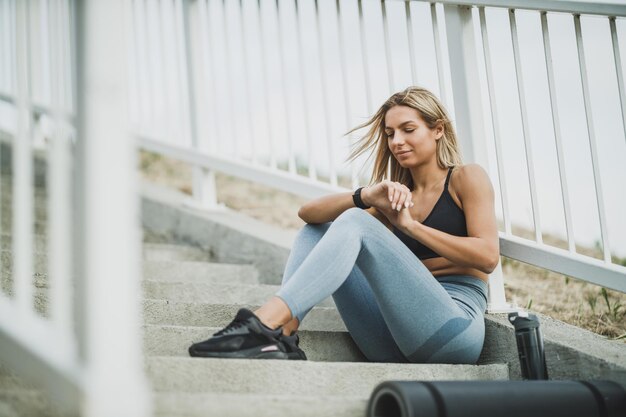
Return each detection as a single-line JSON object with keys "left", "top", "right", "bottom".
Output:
{"left": 138, "top": 242, "right": 509, "bottom": 416}
{"left": 0, "top": 240, "right": 509, "bottom": 417}
{"left": 0, "top": 165, "right": 510, "bottom": 416}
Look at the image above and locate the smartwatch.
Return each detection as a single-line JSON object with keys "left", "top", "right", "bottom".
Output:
{"left": 352, "top": 187, "right": 371, "bottom": 209}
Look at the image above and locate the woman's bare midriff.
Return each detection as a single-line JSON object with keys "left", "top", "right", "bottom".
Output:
{"left": 422, "top": 256, "right": 489, "bottom": 283}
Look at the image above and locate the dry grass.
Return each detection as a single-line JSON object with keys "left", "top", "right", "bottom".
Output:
{"left": 139, "top": 150, "right": 626, "bottom": 342}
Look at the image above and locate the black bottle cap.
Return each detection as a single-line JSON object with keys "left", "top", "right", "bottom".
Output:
{"left": 508, "top": 311, "right": 540, "bottom": 330}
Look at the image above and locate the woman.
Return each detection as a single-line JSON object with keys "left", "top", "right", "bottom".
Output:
{"left": 188, "top": 86, "right": 499, "bottom": 364}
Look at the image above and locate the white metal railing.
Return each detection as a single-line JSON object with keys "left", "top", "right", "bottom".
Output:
{"left": 0, "top": 2, "right": 622, "bottom": 410}
{"left": 0, "top": 0, "right": 150, "bottom": 416}
{"left": 132, "top": 0, "right": 626, "bottom": 310}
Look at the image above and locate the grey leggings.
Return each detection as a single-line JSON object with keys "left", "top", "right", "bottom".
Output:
{"left": 276, "top": 207, "right": 489, "bottom": 364}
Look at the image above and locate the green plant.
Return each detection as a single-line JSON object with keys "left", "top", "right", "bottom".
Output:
{"left": 525, "top": 298, "right": 533, "bottom": 310}
{"left": 564, "top": 276, "right": 570, "bottom": 285}
{"left": 601, "top": 287, "right": 624, "bottom": 321}
{"left": 585, "top": 292, "right": 598, "bottom": 314}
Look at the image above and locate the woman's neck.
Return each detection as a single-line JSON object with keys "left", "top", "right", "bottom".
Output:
{"left": 409, "top": 162, "right": 449, "bottom": 193}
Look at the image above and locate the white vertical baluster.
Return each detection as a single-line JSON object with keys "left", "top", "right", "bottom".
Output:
{"left": 335, "top": 0, "right": 358, "bottom": 189}
{"left": 74, "top": 0, "right": 151, "bottom": 414}
{"left": 405, "top": 1, "right": 419, "bottom": 86}
{"left": 126, "top": 0, "right": 140, "bottom": 131}
{"left": 0, "top": 0, "right": 8, "bottom": 296}
{"left": 198, "top": 0, "right": 220, "bottom": 155}
{"left": 256, "top": 0, "right": 276, "bottom": 168}
{"left": 574, "top": 14, "right": 612, "bottom": 263}
{"left": 160, "top": 0, "right": 177, "bottom": 144}
{"left": 40, "top": 0, "right": 52, "bottom": 108}
{"left": 183, "top": 0, "right": 218, "bottom": 209}
{"left": 294, "top": 0, "right": 316, "bottom": 180}
{"left": 443, "top": 4, "right": 488, "bottom": 168}
{"left": 60, "top": 0, "right": 71, "bottom": 112}
{"left": 133, "top": 0, "right": 152, "bottom": 134}
{"left": 358, "top": 0, "right": 373, "bottom": 114}
{"left": 381, "top": 0, "right": 394, "bottom": 94}
{"left": 148, "top": 0, "right": 163, "bottom": 138}
{"left": 48, "top": 0, "right": 74, "bottom": 357}
{"left": 241, "top": 0, "right": 259, "bottom": 163}
{"left": 540, "top": 11, "right": 575, "bottom": 252}
{"left": 509, "top": 9, "right": 542, "bottom": 243}
{"left": 147, "top": 0, "right": 165, "bottom": 138}
{"left": 314, "top": 0, "right": 337, "bottom": 186}
{"left": 431, "top": 3, "right": 448, "bottom": 109}
{"left": 479, "top": 7, "right": 511, "bottom": 236}
{"left": 218, "top": 0, "right": 238, "bottom": 156}
{"left": 610, "top": 17, "right": 626, "bottom": 150}
{"left": 1, "top": 0, "right": 10, "bottom": 92}
{"left": 174, "top": 0, "right": 192, "bottom": 146}
{"left": 275, "top": 0, "right": 296, "bottom": 174}
{"left": 14, "top": 0, "right": 34, "bottom": 316}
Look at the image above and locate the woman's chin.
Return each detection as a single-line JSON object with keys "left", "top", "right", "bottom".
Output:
{"left": 395, "top": 158, "right": 416, "bottom": 167}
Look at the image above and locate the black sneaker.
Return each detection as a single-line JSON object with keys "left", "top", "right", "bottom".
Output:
{"left": 188, "top": 308, "right": 289, "bottom": 359}
{"left": 279, "top": 332, "right": 307, "bottom": 360}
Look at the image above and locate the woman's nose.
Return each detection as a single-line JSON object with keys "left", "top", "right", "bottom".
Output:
{"left": 391, "top": 133, "right": 405, "bottom": 145}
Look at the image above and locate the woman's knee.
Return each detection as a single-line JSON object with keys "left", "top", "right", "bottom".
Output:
{"left": 337, "top": 207, "right": 368, "bottom": 220}
{"left": 296, "top": 222, "right": 331, "bottom": 242}
{"left": 333, "top": 207, "right": 373, "bottom": 230}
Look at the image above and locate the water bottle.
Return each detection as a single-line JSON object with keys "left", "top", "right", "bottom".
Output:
{"left": 508, "top": 311, "right": 549, "bottom": 380}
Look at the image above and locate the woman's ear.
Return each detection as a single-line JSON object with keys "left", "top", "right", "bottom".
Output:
{"left": 435, "top": 122, "right": 444, "bottom": 140}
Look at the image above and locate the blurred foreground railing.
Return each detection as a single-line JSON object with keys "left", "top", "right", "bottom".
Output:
{"left": 0, "top": 1, "right": 150, "bottom": 416}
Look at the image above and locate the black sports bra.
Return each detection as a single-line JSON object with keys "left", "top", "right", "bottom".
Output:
{"left": 392, "top": 167, "right": 468, "bottom": 260}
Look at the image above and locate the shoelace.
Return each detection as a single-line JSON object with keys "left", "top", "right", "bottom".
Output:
{"left": 213, "top": 318, "right": 247, "bottom": 337}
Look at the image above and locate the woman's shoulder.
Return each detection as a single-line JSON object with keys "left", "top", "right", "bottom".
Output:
{"left": 450, "top": 164, "right": 493, "bottom": 201}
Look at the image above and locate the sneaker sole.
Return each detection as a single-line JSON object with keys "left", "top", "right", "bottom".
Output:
{"left": 286, "top": 352, "right": 307, "bottom": 360}
{"left": 188, "top": 344, "right": 290, "bottom": 360}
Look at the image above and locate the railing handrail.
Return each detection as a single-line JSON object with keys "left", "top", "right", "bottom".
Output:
{"left": 392, "top": 0, "right": 626, "bottom": 18}
{"left": 139, "top": 136, "right": 626, "bottom": 295}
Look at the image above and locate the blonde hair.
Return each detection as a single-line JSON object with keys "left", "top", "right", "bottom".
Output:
{"left": 344, "top": 86, "right": 462, "bottom": 191}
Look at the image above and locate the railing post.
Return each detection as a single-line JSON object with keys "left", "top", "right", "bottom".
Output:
{"left": 443, "top": 4, "right": 517, "bottom": 312}
{"left": 182, "top": 0, "right": 222, "bottom": 211}
{"left": 74, "top": 0, "right": 152, "bottom": 416}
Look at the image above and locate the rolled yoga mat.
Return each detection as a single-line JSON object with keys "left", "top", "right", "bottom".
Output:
{"left": 367, "top": 380, "right": 626, "bottom": 417}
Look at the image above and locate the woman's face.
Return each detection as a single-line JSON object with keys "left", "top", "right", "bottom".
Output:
{"left": 384, "top": 105, "right": 443, "bottom": 166}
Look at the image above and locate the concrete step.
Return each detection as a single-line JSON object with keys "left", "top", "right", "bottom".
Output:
{"left": 143, "top": 243, "right": 213, "bottom": 263}
{"left": 143, "top": 324, "right": 367, "bottom": 362}
{"left": 147, "top": 356, "right": 509, "bottom": 397}
{"left": 143, "top": 301, "right": 346, "bottom": 332}
{"left": 142, "top": 280, "right": 336, "bottom": 308}
{"left": 0, "top": 388, "right": 366, "bottom": 417}
{"left": 154, "top": 392, "right": 367, "bottom": 417}
{"left": 143, "top": 261, "right": 259, "bottom": 284}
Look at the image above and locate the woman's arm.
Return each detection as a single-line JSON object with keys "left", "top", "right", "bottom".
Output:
{"left": 298, "top": 192, "right": 358, "bottom": 224}
{"left": 399, "top": 164, "right": 500, "bottom": 274}
{"left": 298, "top": 179, "right": 414, "bottom": 225}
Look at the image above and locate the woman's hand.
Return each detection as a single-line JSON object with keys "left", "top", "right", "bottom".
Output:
{"left": 362, "top": 181, "right": 416, "bottom": 231}
{"left": 362, "top": 180, "right": 413, "bottom": 210}
{"left": 378, "top": 202, "right": 416, "bottom": 232}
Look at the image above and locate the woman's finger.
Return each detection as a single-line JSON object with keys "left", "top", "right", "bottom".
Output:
{"left": 390, "top": 185, "right": 399, "bottom": 209}
{"left": 395, "top": 183, "right": 408, "bottom": 211}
